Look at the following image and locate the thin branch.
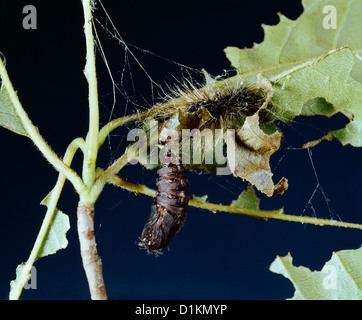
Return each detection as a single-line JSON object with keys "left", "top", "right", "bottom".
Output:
{"left": 98, "top": 111, "right": 148, "bottom": 148}
{"left": 81, "top": 0, "right": 100, "bottom": 188}
{"left": 109, "top": 175, "right": 362, "bottom": 230}
{"left": 109, "top": 174, "right": 156, "bottom": 198}
{"left": 77, "top": 0, "right": 107, "bottom": 301}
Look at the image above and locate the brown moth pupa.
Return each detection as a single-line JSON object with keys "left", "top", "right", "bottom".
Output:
{"left": 139, "top": 149, "right": 189, "bottom": 255}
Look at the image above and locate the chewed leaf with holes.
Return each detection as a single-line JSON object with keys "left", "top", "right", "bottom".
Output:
{"left": 225, "top": 0, "right": 362, "bottom": 81}
{"left": 270, "top": 247, "right": 362, "bottom": 300}
{"left": 225, "top": 0, "right": 362, "bottom": 147}
{"left": 271, "top": 47, "right": 362, "bottom": 147}
{"left": 9, "top": 192, "right": 70, "bottom": 300}
{"left": 38, "top": 192, "right": 70, "bottom": 258}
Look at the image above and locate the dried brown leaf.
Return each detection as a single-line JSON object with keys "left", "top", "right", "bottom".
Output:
{"left": 227, "top": 112, "right": 285, "bottom": 196}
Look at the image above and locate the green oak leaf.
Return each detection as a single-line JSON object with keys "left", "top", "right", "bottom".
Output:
{"left": 225, "top": 0, "right": 362, "bottom": 147}
{"left": 225, "top": 0, "right": 362, "bottom": 81}
{"left": 270, "top": 247, "right": 362, "bottom": 300}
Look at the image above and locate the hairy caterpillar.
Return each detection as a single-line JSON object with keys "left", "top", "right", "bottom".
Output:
{"left": 146, "top": 75, "right": 268, "bottom": 130}
{"left": 139, "top": 149, "right": 189, "bottom": 255}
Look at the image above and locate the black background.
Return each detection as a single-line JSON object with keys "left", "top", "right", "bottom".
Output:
{"left": 0, "top": 0, "right": 361, "bottom": 300}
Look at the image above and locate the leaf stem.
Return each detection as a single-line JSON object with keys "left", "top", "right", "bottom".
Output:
{"left": 109, "top": 175, "right": 362, "bottom": 230}
{"left": 0, "top": 58, "right": 84, "bottom": 194}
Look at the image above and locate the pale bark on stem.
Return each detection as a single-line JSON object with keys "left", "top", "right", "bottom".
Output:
{"left": 77, "top": 203, "right": 107, "bottom": 300}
